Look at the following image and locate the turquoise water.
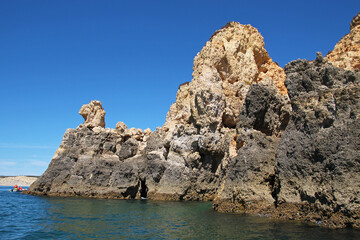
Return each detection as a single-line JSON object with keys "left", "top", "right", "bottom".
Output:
{"left": 1, "top": 187, "right": 359, "bottom": 239}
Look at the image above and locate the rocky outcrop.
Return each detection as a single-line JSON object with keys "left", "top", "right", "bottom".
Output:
{"left": 28, "top": 17, "right": 360, "bottom": 229}
{"left": 325, "top": 11, "right": 360, "bottom": 71}
{"left": 213, "top": 81, "right": 291, "bottom": 213}
{"left": 150, "top": 22, "right": 288, "bottom": 201}
{"left": 215, "top": 53, "right": 360, "bottom": 228}
{"left": 30, "top": 22, "right": 286, "bottom": 201}
{"left": 274, "top": 54, "right": 360, "bottom": 228}
{"left": 28, "top": 119, "right": 152, "bottom": 199}
{"left": 79, "top": 100, "right": 106, "bottom": 128}
{"left": 165, "top": 22, "right": 286, "bottom": 132}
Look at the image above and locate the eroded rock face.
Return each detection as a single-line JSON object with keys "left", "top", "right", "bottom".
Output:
{"left": 28, "top": 20, "right": 360, "bottom": 229}
{"left": 274, "top": 55, "right": 360, "bottom": 228}
{"left": 79, "top": 100, "right": 106, "bottom": 128}
{"left": 30, "top": 22, "right": 286, "bottom": 202}
{"left": 165, "top": 22, "right": 287, "bottom": 132}
{"left": 155, "top": 22, "right": 289, "bottom": 201}
{"left": 213, "top": 81, "right": 291, "bottom": 213}
{"left": 29, "top": 125, "right": 146, "bottom": 198}
{"left": 325, "top": 12, "right": 360, "bottom": 71}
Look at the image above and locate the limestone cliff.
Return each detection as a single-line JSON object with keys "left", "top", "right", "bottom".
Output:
{"left": 28, "top": 15, "right": 360, "bottom": 229}
{"left": 30, "top": 22, "right": 287, "bottom": 202}
{"left": 165, "top": 22, "right": 287, "bottom": 132}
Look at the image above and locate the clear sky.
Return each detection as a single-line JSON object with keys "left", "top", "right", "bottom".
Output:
{"left": 0, "top": 0, "right": 359, "bottom": 176}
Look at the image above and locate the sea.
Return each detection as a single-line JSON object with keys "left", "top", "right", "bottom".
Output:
{"left": 1, "top": 186, "right": 359, "bottom": 240}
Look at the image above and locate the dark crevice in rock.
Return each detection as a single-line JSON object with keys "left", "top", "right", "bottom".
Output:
{"left": 140, "top": 178, "right": 148, "bottom": 198}
{"left": 266, "top": 170, "right": 281, "bottom": 207}
{"left": 121, "top": 183, "right": 139, "bottom": 199}
{"left": 163, "top": 144, "right": 170, "bottom": 160}
{"left": 199, "top": 152, "right": 224, "bottom": 173}
{"left": 123, "top": 135, "right": 131, "bottom": 142}
{"left": 314, "top": 192, "right": 330, "bottom": 205}
{"left": 179, "top": 187, "right": 190, "bottom": 201}
{"left": 300, "top": 191, "right": 316, "bottom": 204}
{"left": 313, "top": 149, "right": 325, "bottom": 163}
{"left": 211, "top": 153, "right": 223, "bottom": 173}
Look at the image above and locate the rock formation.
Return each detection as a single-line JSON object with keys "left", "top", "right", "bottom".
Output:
{"left": 214, "top": 53, "right": 360, "bottom": 228}
{"left": 165, "top": 22, "right": 287, "bottom": 132}
{"left": 28, "top": 14, "right": 360, "bottom": 229}
{"left": 213, "top": 80, "right": 291, "bottom": 213}
{"left": 29, "top": 22, "right": 288, "bottom": 202}
{"left": 274, "top": 54, "right": 360, "bottom": 228}
{"left": 325, "top": 11, "right": 360, "bottom": 71}
{"left": 79, "top": 100, "right": 106, "bottom": 128}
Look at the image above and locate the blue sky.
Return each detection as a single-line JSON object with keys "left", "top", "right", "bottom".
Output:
{"left": 0, "top": 0, "right": 359, "bottom": 176}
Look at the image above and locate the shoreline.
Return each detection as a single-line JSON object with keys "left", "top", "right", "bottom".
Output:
{"left": 0, "top": 176, "right": 39, "bottom": 187}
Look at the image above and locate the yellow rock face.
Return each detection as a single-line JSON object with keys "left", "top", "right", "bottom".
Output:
{"left": 193, "top": 22, "right": 286, "bottom": 94}
{"left": 325, "top": 12, "right": 360, "bottom": 71}
{"left": 164, "top": 22, "right": 287, "bottom": 130}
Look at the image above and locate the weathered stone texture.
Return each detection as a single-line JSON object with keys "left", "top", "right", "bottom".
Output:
{"left": 28, "top": 18, "right": 360, "bottom": 229}
{"left": 274, "top": 55, "right": 360, "bottom": 228}
{"left": 79, "top": 100, "right": 106, "bottom": 128}
{"left": 164, "top": 22, "right": 287, "bottom": 132}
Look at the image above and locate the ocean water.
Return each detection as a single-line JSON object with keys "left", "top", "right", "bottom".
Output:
{"left": 0, "top": 186, "right": 359, "bottom": 240}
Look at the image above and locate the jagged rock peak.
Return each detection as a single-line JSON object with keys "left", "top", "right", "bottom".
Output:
{"left": 325, "top": 11, "right": 360, "bottom": 71}
{"left": 194, "top": 22, "right": 287, "bottom": 94}
{"left": 165, "top": 22, "right": 288, "bottom": 131}
{"left": 79, "top": 100, "right": 106, "bottom": 128}
{"left": 350, "top": 11, "right": 360, "bottom": 30}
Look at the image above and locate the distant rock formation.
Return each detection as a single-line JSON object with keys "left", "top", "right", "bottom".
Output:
{"left": 0, "top": 176, "right": 38, "bottom": 186}
{"left": 325, "top": 11, "right": 360, "bottom": 71}
{"left": 28, "top": 14, "right": 360, "bottom": 229}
